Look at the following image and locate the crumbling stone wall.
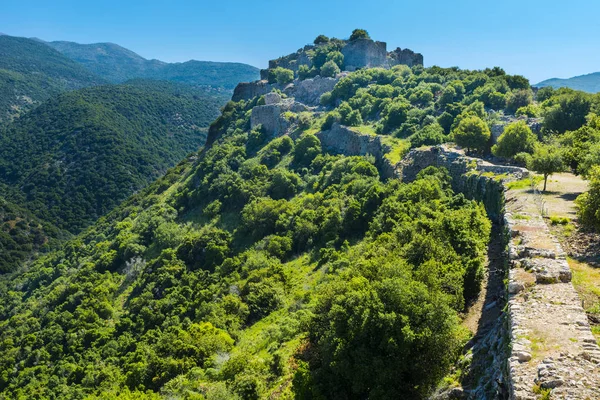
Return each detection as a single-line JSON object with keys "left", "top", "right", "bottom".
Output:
{"left": 388, "top": 47, "right": 423, "bottom": 68}
{"left": 341, "top": 39, "right": 388, "bottom": 70}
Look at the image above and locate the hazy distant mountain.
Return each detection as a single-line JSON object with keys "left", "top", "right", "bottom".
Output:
{"left": 535, "top": 72, "right": 600, "bottom": 93}
{"left": 47, "top": 41, "right": 166, "bottom": 83}
{"left": 0, "top": 35, "right": 105, "bottom": 122}
{"left": 46, "top": 40, "right": 260, "bottom": 89}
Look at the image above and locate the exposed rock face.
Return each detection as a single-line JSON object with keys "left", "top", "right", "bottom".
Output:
{"left": 267, "top": 45, "right": 313, "bottom": 75}
{"left": 342, "top": 39, "right": 387, "bottom": 70}
{"left": 232, "top": 80, "right": 270, "bottom": 102}
{"left": 388, "top": 47, "right": 423, "bottom": 67}
{"left": 251, "top": 102, "right": 291, "bottom": 137}
{"left": 317, "top": 123, "right": 396, "bottom": 179}
{"left": 284, "top": 76, "right": 338, "bottom": 106}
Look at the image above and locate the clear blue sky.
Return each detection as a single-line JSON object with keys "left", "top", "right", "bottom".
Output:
{"left": 2, "top": 0, "right": 599, "bottom": 83}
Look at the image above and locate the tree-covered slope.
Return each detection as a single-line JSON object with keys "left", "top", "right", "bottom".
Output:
{"left": 535, "top": 72, "right": 600, "bottom": 93}
{"left": 0, "top": 196, "right": 66, "bottom": 273}
{"left": 0, "top": 80, "right": 229, "bottom": 234}
{"left": 0, "top": 35, "right": 105, "bottom": 122}
{"left": 46, "top": 40, "right": 260, "bottom": 89}
{"left": 0, "top": 72, "right": 492, "bottom": 398}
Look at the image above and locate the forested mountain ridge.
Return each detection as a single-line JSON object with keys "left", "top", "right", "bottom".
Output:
{"left": 0, "top": 35, "right": 105, "bottom": 122}
{"left": 536, "top": 72, "right": 600, "bottom": 93}
{"left": 0, "top": 80, "right": 229, "bottom": 237}
{"left": 45, "top": 40, "right": 260, "bottom": 89}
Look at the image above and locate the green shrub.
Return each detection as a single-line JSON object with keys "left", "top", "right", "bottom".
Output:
{"left": 321, "top": 111, "right": 341, "bottom": 130}
{"left": 314, "top": 34, "right": 329, "bottom": 45}
{"left": 410, "top": 123, "right": 446, "bottom": 147}
{"left": 269, "top": 67, "right": 294, "bottom": 85}
{"left": 320, "top": 60, "right": 341, "bottom": 78}
{"left": 452, "top": 115, "right": 491, "bottom": 154}
{"left": 492, "top": 121, "right": 537, "bottom": 159}
{"left": 576, "top": 165, "right": 600, "bottom": 230}
{"left": 506, "top": 89, "right": 533, "bottom": 113}
{"left": 349, "top": 29, "right": 370, "bottom": 41}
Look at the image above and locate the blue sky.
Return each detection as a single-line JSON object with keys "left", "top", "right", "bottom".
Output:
{"left": 2, "top": 0, "right": 599, "bottom": 83}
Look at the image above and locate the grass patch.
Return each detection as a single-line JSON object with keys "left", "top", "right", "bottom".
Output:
{"left": 349, "top": 124, "right": 378, "bottom": 136}
{"left": 513, "top": 214, "right": 531, "bottom": 220}
{"left": 592, "top": 326, "right": 600, "bottom": 346}
{"left": 381, "top": 137, "right": 410, "bottom": 165}
{"left": 532, "top": 383, "right": 552, "bottom": 399}
{"left": 506, "top": 175, "right": 543, "bottom": 190}
{"left": 550, "top": 215, "right": 570, "bottom": 225}
{"left": 568, "top": 258, "right": 600, "bottom": 332}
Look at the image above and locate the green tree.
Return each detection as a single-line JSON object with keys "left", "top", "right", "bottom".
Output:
{"left": 410, "top": 123, "right": 446, "bottom": 147}
{"left": 320, "top": 60, "right": 341, "bottom": 78}
{"left": 349, "top": 29, "right": 370, "bottom": 41}
{"left": 529, "top": 144, "right": 565, "bottom": 191}
{"left": 543, "top": 92, "right": 592, "bottom": 133}
{"left": 313, "top": 35, "right": 329, "bottom": 45}
{"left": 452, "top": 115, "right": 491, "bottom": 154}
{"left": 492, "top": 121, "right": 537, "bottom": 159}
{"left": 506, "top": 89, "right": 533, "bottom": 113}
{"left": 326, "top": 51, "right": 344, "bottom": 69}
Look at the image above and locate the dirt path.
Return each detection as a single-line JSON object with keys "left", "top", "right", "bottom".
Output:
{"left": 512, "top": 172, "right": 588, "bottom": 219}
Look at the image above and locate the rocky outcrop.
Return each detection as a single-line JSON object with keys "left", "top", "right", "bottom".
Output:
{"left": 250, "top": 93, "right": 308, "bottom": 136}
{"left": 284, "top": 76, "right": 338, "bottom": 106}
{"left": 317, "top": 123, "right": 396, "bottom": 179}
{"left": 266, "top": 45, "right": 313, "bottom": 75}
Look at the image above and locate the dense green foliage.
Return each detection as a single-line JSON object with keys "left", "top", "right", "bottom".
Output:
{"left": 576, "top": 165, "right": 600, "bottom": 229}
{"left": 349, "top": 29, "right": 371, "bottom": 41}
{"left": 492, "top": 121, "right": 537, "bottom": 158}
{"left": 316, "top": 65, "right": 534, "bottom": 153}
{"left": 47, "top": 40, "right": 260, "bottom": 89}
{"left": 0, "top": 94, "right": 491, "bottom": 398}
{"left": 0, "top": 197, "right": 66, "bottom": 273}
{"left": 0, "top": 35, "right": 105, "bottom": 122}
{"left": 452, "top": 116, "right": 491, "bottom": 154}
{"left": 0, "top": 80, "right": 229, "bottom": 234}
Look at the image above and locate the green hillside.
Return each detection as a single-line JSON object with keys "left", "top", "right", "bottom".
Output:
{"left": 535, "top": 72, "right": 600, "bottom": 93}
{"left": 0, "top": 35, "right": 105, "bottom": 122}
{"left": 46, "top": 40, "right": 260, "bottom": 89}
{"left": 0, "top": 59, "right": 503, "bottom": 398}
{"left": 0, "top": 196, "right": 66, "bottom": 273}
{"left": 0, "top": 80, "right": 229, "bottom": 235}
